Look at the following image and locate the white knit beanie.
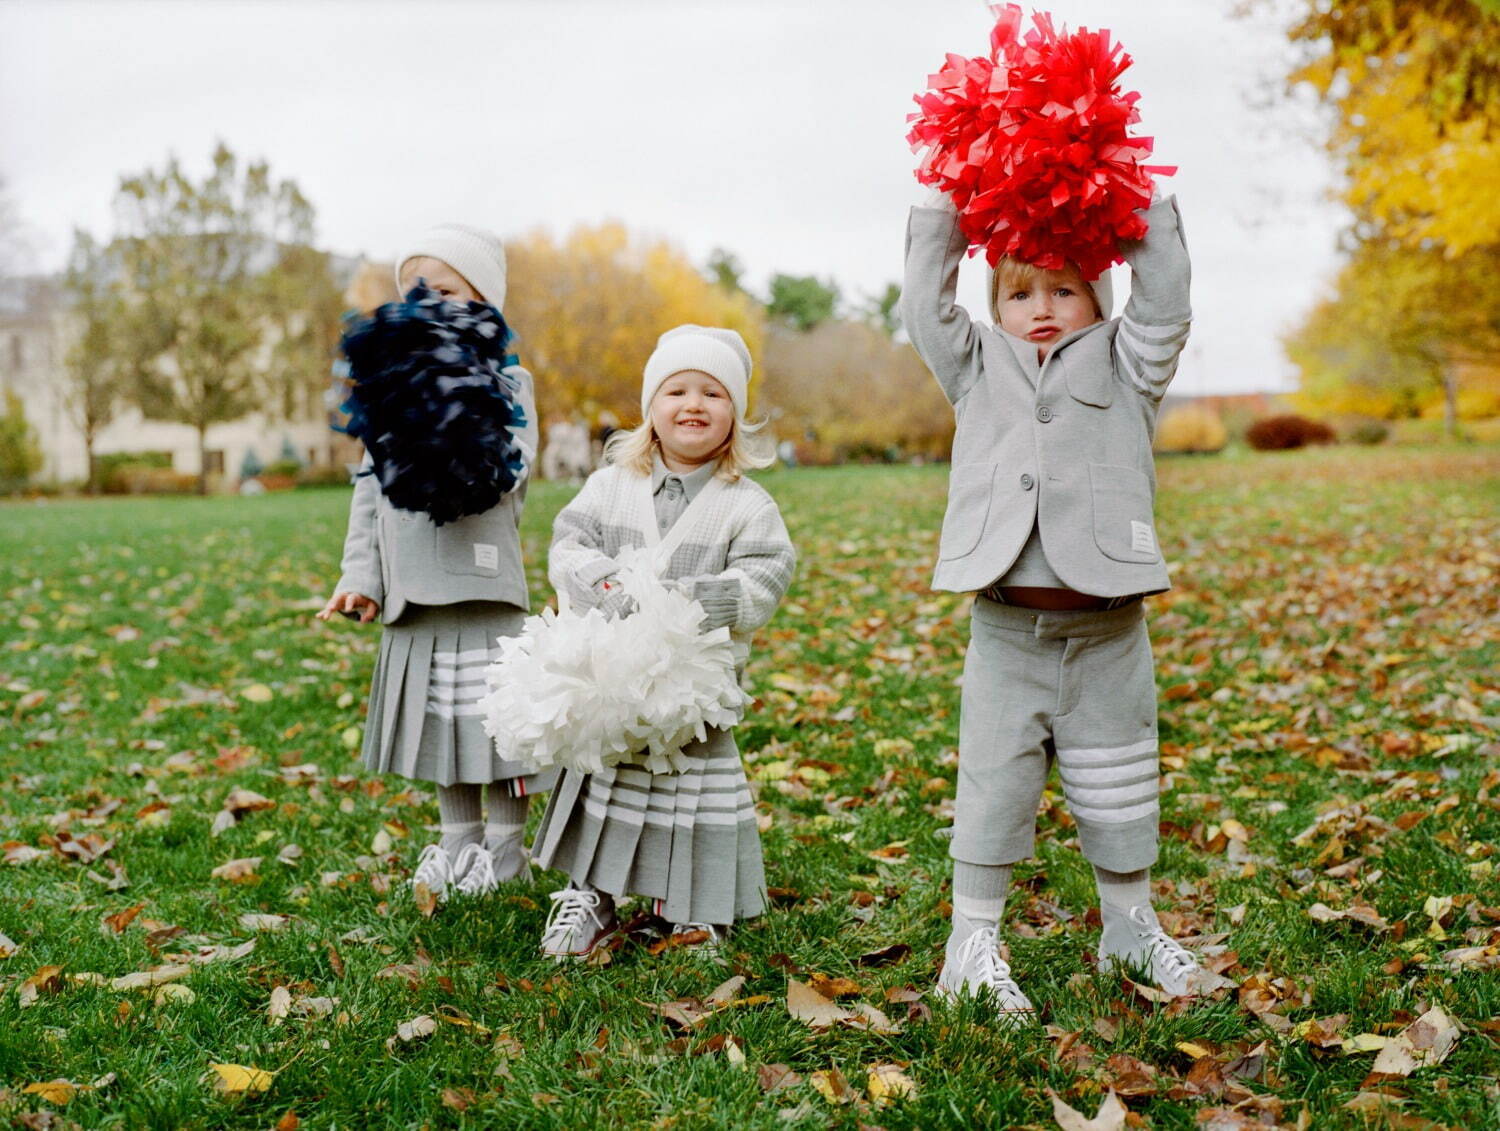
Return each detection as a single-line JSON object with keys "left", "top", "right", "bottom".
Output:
{"left": 395, "top": 223, "right": 508, "bottom": 309}
{"left": 641, "top": 325, "right": 752, "bottom": 421}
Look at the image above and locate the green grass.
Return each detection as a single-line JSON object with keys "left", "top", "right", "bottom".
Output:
{"left": 1, "top": 446, "right": 1497, "bottom": 1129}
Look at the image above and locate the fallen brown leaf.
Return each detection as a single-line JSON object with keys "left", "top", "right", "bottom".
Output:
{"left": 1367, "top": 1006, "right": 1460, "bottom": 1080}
{"left": 1049, "top": 1088, "right": 1128, "bottom": 1131}
{"left": 786, "top": 977, "right": 853, "bottom": 1028}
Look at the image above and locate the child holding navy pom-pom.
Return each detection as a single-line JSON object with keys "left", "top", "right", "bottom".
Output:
{"left": 318, "top": 224, "right": 550, "bottom": 903}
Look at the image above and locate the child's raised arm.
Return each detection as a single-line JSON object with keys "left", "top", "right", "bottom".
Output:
{"left": 1113, "top": 195, "right": 1192, "bottom": 404}
{"left": 902, "top": 190, "right": 987, "bottom": 405}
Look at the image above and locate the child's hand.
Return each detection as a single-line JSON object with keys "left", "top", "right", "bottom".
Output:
{"left": 923, "top": 185, "right": 957, "bottom": 213}
{"left": 317, "top": 592, "right": 380, "bottom": 624}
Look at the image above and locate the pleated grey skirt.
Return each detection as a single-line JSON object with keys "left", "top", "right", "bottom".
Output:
{"left": 363, "top": 601, "right": 557, "bottom": 794}
{"left": 531, "top": 727, "right": 766, "bottom": 925}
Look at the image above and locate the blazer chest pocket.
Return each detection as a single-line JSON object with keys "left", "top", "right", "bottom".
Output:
{"left": 1090, "top": 464, "right": 1160, "bottom": 563}
{"left": 939, "top": 463, "right": 996, "bottom": 561}
{"left": 436, "top": 503, "right": 513, "bottom": 577}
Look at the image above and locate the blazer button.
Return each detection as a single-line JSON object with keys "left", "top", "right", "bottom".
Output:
{"left": 1020, "top": 473, "right": 1035, "bottom": 490}
{"left": 1036, "top": 404, "right": 1053, "bottom": 423}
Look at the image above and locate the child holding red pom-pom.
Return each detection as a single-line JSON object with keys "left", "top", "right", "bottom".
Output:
{"left": 903, "top": 10, "right": 1208, "bottom": 1019}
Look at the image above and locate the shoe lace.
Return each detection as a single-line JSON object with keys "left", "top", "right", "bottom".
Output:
{"left": 411, "top": 843, "right": 452, "bottom": 888}
{"left": 544, "top": 886, "right": 602, "bottom": 938}
{"left": 1130, "top": 907, "right": 1198, "bottom": 979}
{"left": 954, "top": 927, "right": 1020, "bottom": 992}
{"left": 453, "top": 844, "right": 496, "bottom": 894}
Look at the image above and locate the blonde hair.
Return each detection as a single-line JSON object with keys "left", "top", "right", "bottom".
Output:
{"left": 989, "top": 258, "right": 1103, "bottom": 323}
{"left": 604, "top": 413, "right": 776, "bottom": 481}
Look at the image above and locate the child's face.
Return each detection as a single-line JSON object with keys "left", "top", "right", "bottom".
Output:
{"left": 996, "top": 269, "right": 1100, "bottom": 350}
{"left": 650, "top": 370, "right": 734, "bottom": 469}
{"left": 399, "top": 256, "right": 482, "bottom": 303}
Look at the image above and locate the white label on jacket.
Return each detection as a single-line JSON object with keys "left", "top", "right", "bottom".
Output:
{"left": 1130, "top": 521, "right": 1156, "bottom": 555}
{"left": 474, "top": 543, "right": 499, "bottom": 569}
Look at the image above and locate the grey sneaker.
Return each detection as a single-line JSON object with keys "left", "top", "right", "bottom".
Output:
{"left": 482, "top": 836, "right": 531, "bottom": 884}
{"left": 451, "top": 843, "right": 499, "bottom": 897}
{"left": 410, "top": 843, "right": 458, "bottom": 902}
{"left": 667, "top": 921, "right": 726, "bottom": 956}
{"left": 935, "top": 926, "right": 1035, "bottom": 1023}
{"left": 540, "top": 885, "right": 616, "bottom": 959}
{"left": 1098, "top": 904, "right": 1204, "bottom": 996}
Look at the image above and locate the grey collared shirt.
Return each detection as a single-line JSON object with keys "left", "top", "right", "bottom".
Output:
{"left": 650, "top": 452, "right": 719, "bottom": 534}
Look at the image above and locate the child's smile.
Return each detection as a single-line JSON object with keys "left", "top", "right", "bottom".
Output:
{"left": 650, "top": 370, "right": 734, "bottom": 470}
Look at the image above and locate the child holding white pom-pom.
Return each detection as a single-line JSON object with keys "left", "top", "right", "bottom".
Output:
{"left": 529, "top": 325, "right": 796, "bottom": 959}
{"left": 318, "top": 224, "right": 551, "bottom": 905}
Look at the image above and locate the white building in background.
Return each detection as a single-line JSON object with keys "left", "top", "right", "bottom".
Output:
{"left": 0, "top": 260, "right": 372, "bottom": 489}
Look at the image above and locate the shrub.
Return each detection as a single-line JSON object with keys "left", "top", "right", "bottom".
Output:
{"left": 97, "top": 451, "right": 173, "bottom": 493}
{"left": 297, "top": 464, "right": 354, "bottom": 488}
{"left": 102, "top": 465, "right": 197, "bottom": 494}
{"left": 1245, "top": 414, "right": 1336, "bottom": 451}
{"left": 1346, "top": 419, "right": 1390, "bottom": 445}
{"left": 264, "top": 458, "right": 302, "bottom": 478}
{"left": 1155, "top": 404, "right": 1228, "bottom": 454}
{"left": 240, "top": 448, "right": 265, "bottom": 478}
{"left": 0, "top": 391, "right": 43, "bottom": 493}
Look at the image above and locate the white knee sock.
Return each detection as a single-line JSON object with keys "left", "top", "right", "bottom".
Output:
{"left": 1093, "top": 865, "right": 1151, "bottom": 914}
{"left": 436, "top": 783, "right": 483, "bottom": 855}
{"left": 949, "top": 861, "right": 1013, "bottom": 956}
{"left": 484, "top": 787, "right": 528, "bottom": 873}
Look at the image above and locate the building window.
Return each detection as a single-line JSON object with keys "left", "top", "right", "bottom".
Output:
{"left": 204, "top": 450, "right": 225, "bottom": 476}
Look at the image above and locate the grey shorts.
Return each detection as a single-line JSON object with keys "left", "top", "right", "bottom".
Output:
{"left": 952, "top": 595, "right": 1160, "bottom": 871}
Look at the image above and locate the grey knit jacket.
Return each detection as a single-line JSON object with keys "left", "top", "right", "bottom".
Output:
{"left": 549, "top": 463, "right": 796, "bottom": 671}
{"left": 901, "top": 196, "right": 1192, "bottom": 597}
{"left": 333, "top": 365, "right": 539, "bottom": 623}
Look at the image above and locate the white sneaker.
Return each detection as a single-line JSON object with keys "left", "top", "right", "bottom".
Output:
{"left": 935, "top": 926, "right": 1035, "bottom": 1023}
{"left": 1098, "top": 904, "right": 1204, "bottom": 996}
{"left": 667, "top": 921, "right": 726, "bottom": 955}
{"left": 540, "top": 885, "right": 616, "bottom": 960}
{"left": 410, "top": 843, "right": 458, "bottom": 902}
{"left": 483, "top": 836, "right": 531, "bottom": 884}
{"left": 451, "top": 843, "right": 499, "bottom": 897}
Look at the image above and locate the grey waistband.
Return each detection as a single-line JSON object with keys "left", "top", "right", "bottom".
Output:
{"left": 971, "top": 593, "right": 1145, "bottom": 639}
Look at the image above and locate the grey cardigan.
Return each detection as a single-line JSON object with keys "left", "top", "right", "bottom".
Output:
{"left": 902, "top": 196, "right": 1192, "bottom": 597}
{"left": 334, "top": 365, "right": 540, "bottom": 623}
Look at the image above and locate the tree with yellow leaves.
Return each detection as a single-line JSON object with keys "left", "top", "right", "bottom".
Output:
{"left": 502, "top": 223, "right": 763, "bottom": 423}
{"left": 1285, "top": 240, "right": 1500, "bottom": 431}
{"left": 1288, "top": 0, "right": 1500, "bottom": 253}
{"left": 1281, "top": 1, "right": 1500, "bottom": 431}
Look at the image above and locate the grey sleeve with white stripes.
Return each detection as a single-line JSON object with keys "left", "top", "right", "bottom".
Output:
{"left": 1114, "top": 194, "right": 1192, "bottom": 404}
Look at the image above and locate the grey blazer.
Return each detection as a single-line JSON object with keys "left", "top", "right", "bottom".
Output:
{"left": 334, "top": 365, "right": 539, "bottom": 623}
{"left": 902, "top": 197, "right": 1192, "bottom": 597}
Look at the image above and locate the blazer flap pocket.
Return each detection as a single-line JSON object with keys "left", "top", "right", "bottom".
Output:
{"left": 939, "top": 463, "right": 996, "bottom": 561}
{"left": 1090, "top": 463, "right": 1159, "bottom": 563}
{"left": 1062, "top": 333, "right": 1115, "bottom": 408}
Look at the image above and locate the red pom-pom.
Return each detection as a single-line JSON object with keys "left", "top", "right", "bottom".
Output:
{"left": 907, "top": 4, "right": 1176, "bottom": 280}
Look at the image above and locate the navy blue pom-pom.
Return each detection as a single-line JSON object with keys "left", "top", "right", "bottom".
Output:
{"left": 334, "top": 282, "right": 528, "bottom": 526}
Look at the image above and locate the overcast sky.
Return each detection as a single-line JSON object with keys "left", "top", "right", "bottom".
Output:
{"left": 1, "top": 0, "right": 1343, "bottom": 394}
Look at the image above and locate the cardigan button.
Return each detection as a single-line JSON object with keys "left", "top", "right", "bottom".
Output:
{"left": 1020, "top": 473, "right": 1035, "bottom": 490}
{"left": 1035, "top": 404, "right": 1053, "bottom": 423}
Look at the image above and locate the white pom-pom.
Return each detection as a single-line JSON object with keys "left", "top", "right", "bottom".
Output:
{"left": 480, "top": 552, "right": 748, "bottom": 775}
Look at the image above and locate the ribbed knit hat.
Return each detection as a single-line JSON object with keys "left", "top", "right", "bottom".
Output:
{"left": 395, "top": 223, "right": 508, "bottom": 309}
{"left": 641, "top": 325, "right": 752, "bottom": 421}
